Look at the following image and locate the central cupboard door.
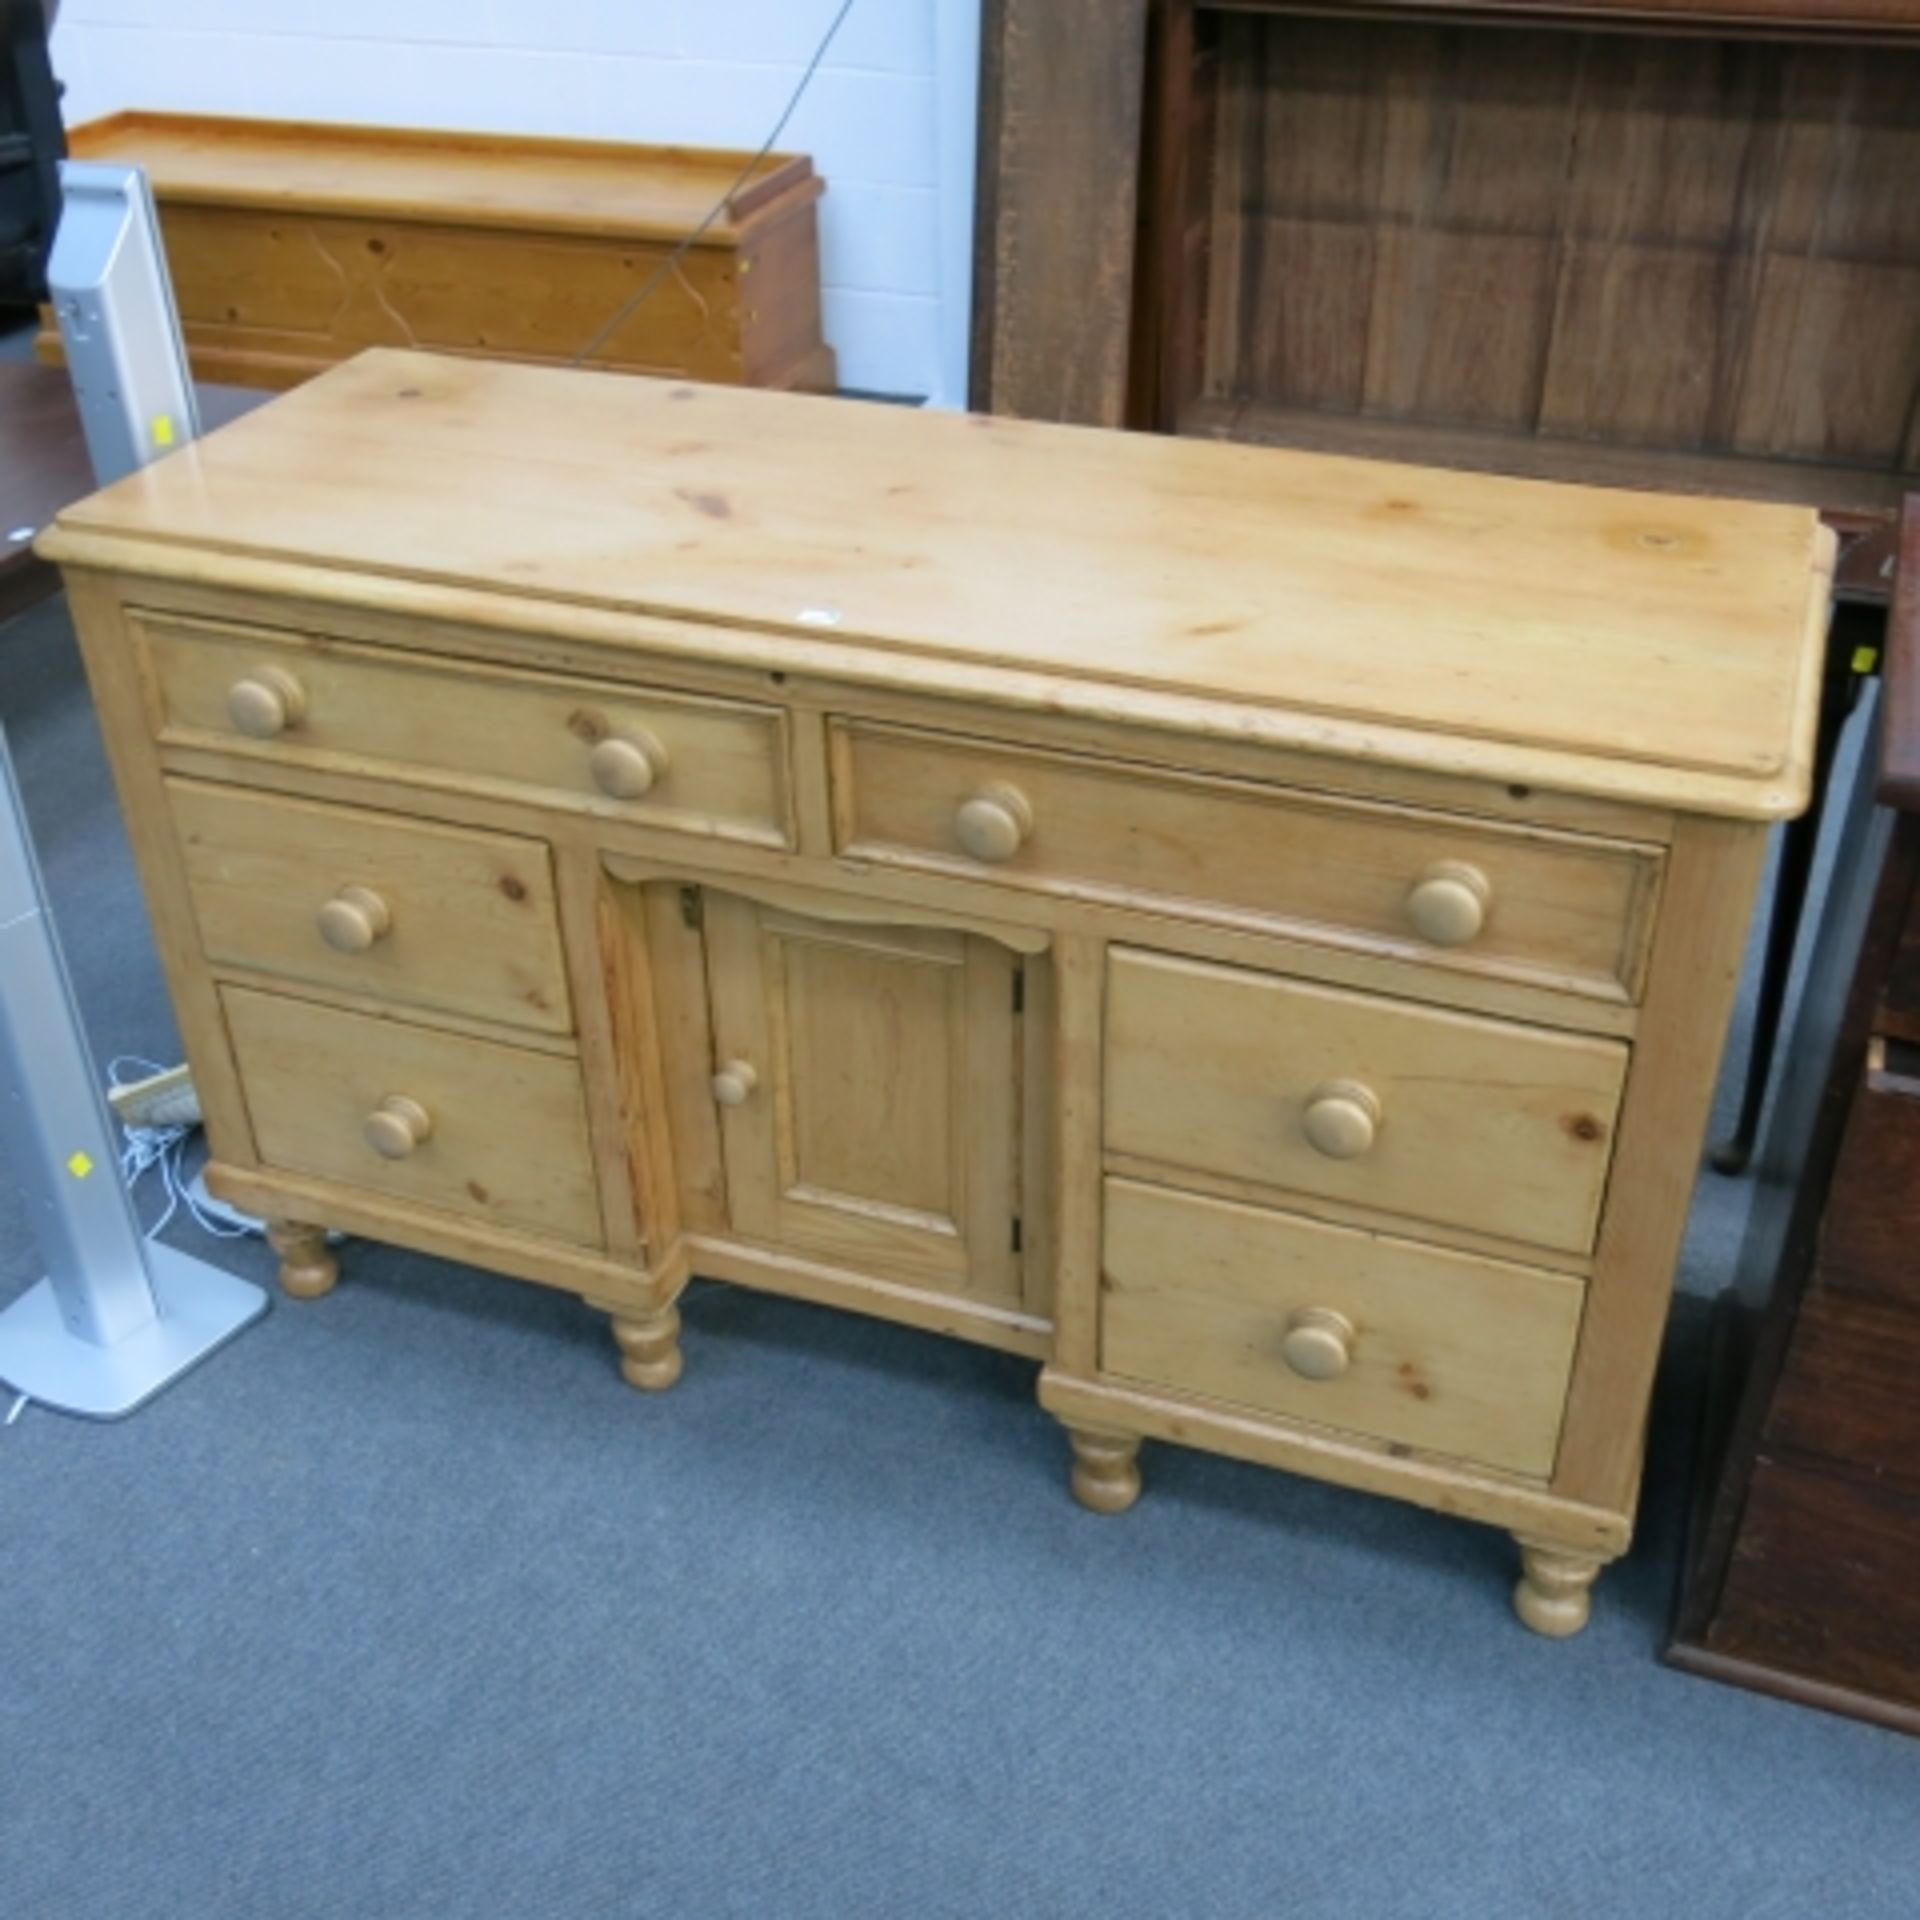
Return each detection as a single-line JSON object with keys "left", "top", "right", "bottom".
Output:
{"left": 700, "top": 894, "right": 1025, "bottom": 1303}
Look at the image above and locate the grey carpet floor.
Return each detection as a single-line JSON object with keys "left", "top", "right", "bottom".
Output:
{"left": 3, "top": 591, "right": 1917, "bottom": 1920}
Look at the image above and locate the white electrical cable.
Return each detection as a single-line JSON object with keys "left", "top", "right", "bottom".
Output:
{"left": 105, "top": 1055, "right": 253, "bottom": 1243}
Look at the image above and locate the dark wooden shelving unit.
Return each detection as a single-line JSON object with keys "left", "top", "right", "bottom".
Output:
{"left": 977, "top": 0, "right": 1920, "bottom": 519}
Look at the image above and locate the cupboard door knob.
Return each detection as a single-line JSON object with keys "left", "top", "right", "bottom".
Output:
{"left": 711, "top": 1059, "right": 759, "bottom": 1108}
{"left": 1406, "top": 861, "right": 1491, "bottom": 947}
{"left": 227, "top": 665, "right": 307, "bottom": 740}
{"left": 364, "top": 1094, "right": 432, "bottom": 1160}
{"left": 1282, "top": 1307, "right": 1356, "bottom": 1382}
{"left": 1302, "top": 1079, "right": 1380, "bottom": 1160}
{"left": 316, "top": 885, "right": 392, "bottom": 954}
{"left": 954, "top": 782, "right": 1034, "bottom": 863}
{"left": 588, "top": 730, "right": 670, "bottom": 800}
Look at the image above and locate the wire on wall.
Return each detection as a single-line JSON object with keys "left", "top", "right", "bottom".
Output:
{"left": 570, "top": 0, "right": 857, "bottom": 370}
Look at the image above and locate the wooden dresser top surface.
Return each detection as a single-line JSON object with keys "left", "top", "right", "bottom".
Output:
{"left": 44, "top": 349, "right": 1830, "bottom": 820}
{"left": 65, "top": 113, "right": 816, "bottom": 241}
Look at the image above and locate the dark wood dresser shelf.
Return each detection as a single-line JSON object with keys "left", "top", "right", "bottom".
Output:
{"left": 1180, "top": 398, "right": 1906, "bottom": 515}
{"left": 977, "top": 0, "right": 1920, "bottom": 526}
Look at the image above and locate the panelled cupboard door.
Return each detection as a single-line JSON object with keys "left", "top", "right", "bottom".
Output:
{"left": 700, "top": 894, "right": 1025, "bottom": 1305}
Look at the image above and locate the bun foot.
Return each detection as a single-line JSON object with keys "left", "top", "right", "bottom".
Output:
{"left": 1512, "top": 1538, "right": 1605, "bottom": 1638}
{"left": 612, "top": 1304, "right": 683, "bottom": 1392}
{"left": 1068, "top": 1427, "right": 1142, "bottom": 1514}
{"left": 267, "top": 1220, "right": 337, "bottom": 1300}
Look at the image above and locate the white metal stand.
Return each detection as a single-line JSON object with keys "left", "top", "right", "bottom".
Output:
{"left": 0, "top": 158, "right": 265, "bottom": 1418}
{"left": 45, "top": 161, "right": 201, "bottom": 485}
{"left": 0, "top": 730, "right": 266, "bottom": 1417}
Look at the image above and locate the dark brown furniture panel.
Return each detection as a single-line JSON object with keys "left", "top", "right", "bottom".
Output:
{"left": 1158, "top": 12, "right": 1920, "bottom": 511}
{"left": 1817, "top": 1066, "right": 1920, "bottom": 1305}
{"left": 1763, "top": 1290, "right": 1920, "bottom": 1487}
{"left": 978, "top": 0, "right": 1920, "bottom": 516}
{"left": 970, "top": 0, "right": 1150, "bottom": 423}
{"left": 1702, "top": 1462, "right": 1920, "bottom": 1712}
{"left": 1668, "top": 495, "right": 1920, "bottom": 1733}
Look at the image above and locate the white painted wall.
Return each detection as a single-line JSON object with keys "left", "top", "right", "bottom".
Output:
{"left": 48, "top": 1, "right": 977, "bottom": 403}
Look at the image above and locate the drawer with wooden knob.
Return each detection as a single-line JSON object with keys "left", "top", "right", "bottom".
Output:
{"left": 168, "top": 779, "right": 573, "bottom": 1034}
{"left": 829, "top": 721, "right": 1660, "bottom": 1002}
{"left": 134, "top": 611, "right": 794, "bottom": 848}
{"left": 1099, "top": 1178, "right": 1584, "bottom": 1478}
{"left": 220, "top": 985, "right": 602, "bottom": 1244}
{"left": 1104, "top": 948, "right": 1628, "bottom": 1256}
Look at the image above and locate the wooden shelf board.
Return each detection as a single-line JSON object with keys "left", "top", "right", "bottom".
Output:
{"left": 1181, "top": 396, "right": 1915, "bottom": 518}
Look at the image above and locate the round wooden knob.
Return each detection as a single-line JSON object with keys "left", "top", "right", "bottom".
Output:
{"left": 1406, "top": 861, "right": 1492, "bottom": 947}
{"left": 316, "top": 885, "right": 392, "bottom": 955}
{"left": 954, "top": 782, "right": 1034, "bottom": 863}
{"left": 1302, "top": 1079, "right": 1381, "bottom": 1159}
{"left": 711, "top": 1059, "right": 758, "bottom": 1108}
{"left": 226, "top": 665, "right": 307, "bottom": 740}
{"left": 588, "top": 730, "right": 670, "bottom": 800}
{"left": 363, "top": 1094, "right": 432, "bottom": 1160}
{"left": 1283, "top": 1307, "right": 1356, "bottom": 1381}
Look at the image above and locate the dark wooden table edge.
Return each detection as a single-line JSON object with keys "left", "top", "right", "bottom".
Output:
{"left": 1665, "top": 1638, "right": 1920, "bottom": 1738}
{"left": 1, "top": 363, "right": 275, "bottom": 630}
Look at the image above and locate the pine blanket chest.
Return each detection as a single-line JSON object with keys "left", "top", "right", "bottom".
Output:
{"left": 40, "top": 351, "right": 1828, "bottom": 1634}
{"left": 38, "top": 114, "right": 834, "bottom": 395}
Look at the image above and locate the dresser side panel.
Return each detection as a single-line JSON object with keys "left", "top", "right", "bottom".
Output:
{"left": 1552, "top": 811, "right": 1772, "bottom": 1515}
{"left": 62, "top": 569, "right": 259, "bottom": 1174}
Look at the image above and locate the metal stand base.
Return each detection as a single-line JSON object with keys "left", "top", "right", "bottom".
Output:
{"left": 0, "top": 1243, "right": 268, "bottom": 1420}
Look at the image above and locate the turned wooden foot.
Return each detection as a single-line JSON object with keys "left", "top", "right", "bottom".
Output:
{"left": 1068, "top": 1427, "right": 1142, "bottom": 1514}
{"left": 267, "top": 1220, "right": 337, "bottom": 1300}
{"left": 611, "top": 1304, "right": 683, "bottom": 1392}
{"left": 1512, "top": 1538, "right": 1606, "bottom": 1638}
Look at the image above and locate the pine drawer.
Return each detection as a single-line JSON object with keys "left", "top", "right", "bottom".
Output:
{"left": 1100, "top": 1179, "right": 1583, "bottom": 1478}
{"left": 830, "top": 719, "right": 1661, "bottom": 1002}
{"left": 1104, "top": 947, "right": 1628, "bottom": 1256}
{"left": 222, "top": 986, "right": 602, "bottom": 1246}
{"left": 136, "top": 611, "right": 794, "bottom": 848}
{"left": 171, "top": 780, "right": 572, "bottom": 1034}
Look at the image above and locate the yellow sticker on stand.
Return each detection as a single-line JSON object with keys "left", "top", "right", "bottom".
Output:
{"left": 67, "top": 1152, "right": 95, "bottom": 1180}
{"left": 151, "top": 414, "right": 175, "bottom": 449}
